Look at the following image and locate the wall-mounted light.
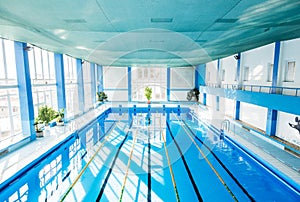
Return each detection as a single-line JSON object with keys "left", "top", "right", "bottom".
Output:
{"left": 24, "top": 46, "right": 33, "bottom": 51}
{"left": 234, "top": 54, "right": 240, "bottom": 60}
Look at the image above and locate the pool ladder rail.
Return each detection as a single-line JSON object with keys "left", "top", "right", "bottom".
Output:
{"left": 221, "top": 119, "right": 230, "bottom": 132}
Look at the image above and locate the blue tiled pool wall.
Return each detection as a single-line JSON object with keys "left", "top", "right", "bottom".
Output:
{"left": 0, "top": 106, "right": 189, "bottom": 201}
{"left": 1, "top": 106, "right": 299, "bottom": 201}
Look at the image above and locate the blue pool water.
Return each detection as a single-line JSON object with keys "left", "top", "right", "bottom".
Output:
{"left": 0, "top": 107, "right": 299, "bottom": 201}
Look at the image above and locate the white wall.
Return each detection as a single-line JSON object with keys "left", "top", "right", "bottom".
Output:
{"left": 241, "top": 43, "right": 275, "bottom": 86}
{"left": 206, "top": 94, "right": 214, "bottom": 108}
{"left": 277, "top": 111, "right": 300, "bottom": 146}
{"left": 279, "top": 38, "right": 300, "bottom": 89}
{"left": 170, "top": 67, "right": 194, "bottom": 101}
{"left": 220, "top": 55, "right": 237, "bottom": 85}
{"left": 205, "top": 60, "right": 218, "bottom": 85}
{"left": 103, "top": 66, "right": 128, "bottom": 101}
{"left": 219, "top": 97, "right": 235, "bottom": 117}
{"left": 240, "top": 102, "right": 268, "bottom": 131}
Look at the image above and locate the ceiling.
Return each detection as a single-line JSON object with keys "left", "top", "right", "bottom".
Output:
{"left": 0, "top": 0, "right": 300, "bottom": 67}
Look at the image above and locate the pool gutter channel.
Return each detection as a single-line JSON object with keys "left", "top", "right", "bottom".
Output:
{"left": 0, "top": 108, "right": 112, "bottom": 196}
{"left": 189, "top": 112, "right": 300, "bottom": 194}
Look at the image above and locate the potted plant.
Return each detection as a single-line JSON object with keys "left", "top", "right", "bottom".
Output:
{"left": 187, "top": 88, "right": 200, "bottom": 102}
{"left": 37, "top": 105, "right": 57, "bottom": 126}
{"left": 97, "top": 91, "right": 108, "bottom": 102}
{"left": 144, "top": 86, "right": 152, "bottom": 104}
{"left": 56, "top": 108, "right": 65, "bottom": 126}
{"left": 34, "top": 117, "right": 44, "bottom": 137}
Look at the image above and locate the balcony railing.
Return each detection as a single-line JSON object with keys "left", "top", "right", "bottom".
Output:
{"left": 204, "top": 83, "right": 300, "bottom": 96}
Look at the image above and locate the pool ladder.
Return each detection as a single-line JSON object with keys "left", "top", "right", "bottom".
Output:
{"left": 221, "top": 119, "right": 230, "bottom": 132}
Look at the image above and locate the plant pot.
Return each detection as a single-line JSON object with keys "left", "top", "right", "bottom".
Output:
{"left": 147, "top": 100, "right": 151, "bottom": 104}
{"left": 56, "top": 121, "right": 64, "bottom": 126}
{"left": 36, "top": 130, "right": 44, "bottom": 137}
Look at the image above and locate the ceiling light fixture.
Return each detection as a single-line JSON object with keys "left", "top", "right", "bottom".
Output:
{"left": 151, "top": 18, "right": 173, "bottom": 23}
{"left": 215, "top": 18, "right": 238, "bottom": 23}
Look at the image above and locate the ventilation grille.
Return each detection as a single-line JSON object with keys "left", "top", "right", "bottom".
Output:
{"left": 151, "top": 18, "right": 173, "bottom": 23}
{"left": 64, "top": 19, "right": 87, "bottom": 23}
{"left": 215, "top": 18, "right": 238, "bottom": 23}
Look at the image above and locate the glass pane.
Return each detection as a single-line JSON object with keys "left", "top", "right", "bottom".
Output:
{"left": 48, "top": 53, "right": 55, "bottom": 80}
{"left": 0, "top": 39, "right": 5, "bottom": 80}
{"left": 34, "top": 48, "right": 43, "bottom": 79}
{"left": 0, "top": 96, "right": 9, "bottom": 117}
{"left": 28, "top": 48, "right": 36, "bottom": 80}
{"left": 42, "top": 50, "right": 49, "bottom": 79}
{"left": 13, "top": 115, "right": 22, "bottom": 134}
{"left": 4, "top": 40, "right": 17, "bottom": 81}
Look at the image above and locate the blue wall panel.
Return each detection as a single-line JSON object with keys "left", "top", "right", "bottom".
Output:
{"left": 195, "top": 64, "right": 206, "bottom": 87}
{"left": 167, "top": 67, "right": 170, "bottom": 101}
{"left": 97, "top": 65, "right": 103, "bottom": 92}
{"left": 54, "top": 53, "right": 66, "bottom": 113}
{"left": 128, "top": 67, "right": 131, "bottom": 102}
{"left": 76, "top": 59, "right": 84, "bottom": 113}
{"left": 14, "top": 42, "right": 35, "bottom": 140}
{"left": 90, "top": 63, "right": 96, "bottom": 103}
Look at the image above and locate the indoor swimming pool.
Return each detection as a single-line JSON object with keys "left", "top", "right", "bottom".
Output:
{"left": 0, "top": 106, "right": 299, "bottom": 202}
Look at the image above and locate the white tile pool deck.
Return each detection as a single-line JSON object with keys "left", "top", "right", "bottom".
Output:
{"left": 0, "top": 103, "right": 299, "bottom": 191}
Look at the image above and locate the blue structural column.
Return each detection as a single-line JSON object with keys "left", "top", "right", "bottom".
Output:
{"left": 76, "top": 59, "right": 85, "bottom": 113}
{"left": 216, "top": 59, "right": 221, "bottom": 109}
{"left": 195, "top": 64, "right": 206, "bottom": 104}
{"left": 54, "top": 53, "right": 66, "bottom": 116}
{"left": 97, "top": 65, "right": 103, "bottom": 92}
{"left": 235, "top": 53, "right": 241, "bottom": 120}
{"left": 266, "top": 42, "right": 281, "bottom": 136}
{"left": 167, "top": 67, "right": 170, "bottom": 101}
{"left": 90, "top": 63, "right": 96, "bottom": 103}
{"left": 195, "top": 64, "right": 206, "bottom": 87}
{"left": 15, "top": 42, "right": 35, "bottom": 140}
{"left": 128, "top": 67, "right": 131, "bottom": 102}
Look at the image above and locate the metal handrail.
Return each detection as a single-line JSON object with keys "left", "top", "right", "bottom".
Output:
{"left": 204, "top": 83, "right": 300, "bottom": 96}
{"left": 221, "top": 119, "right": 230, "bottom": 131}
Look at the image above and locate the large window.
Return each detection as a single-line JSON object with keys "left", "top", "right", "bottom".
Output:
{"left": 64, "top": 55, "right": 79, "bottom": 118}
{"left": 132, "top": 67, "right": 166, "bottom": 101}
{"left": 0, "top": 38, "right": 22, "bottom": 148}
{"left": 83, "top": 62, "right": 93, "bottom": 111}
{"left": 28, "top": 46, "right": 57, "bottom": 116}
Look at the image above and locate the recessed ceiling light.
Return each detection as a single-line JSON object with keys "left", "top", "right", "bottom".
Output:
{"left": 215, "top": 18, "right": 238, "bottom": 23}
{"left": 149, "top": 40, "right": 165, "bottom": 43}
{"left": 151, "top": 18, "right": 173, "bottom": 23}
{"left": 64, "top": 19, "right": 87, "bottom": 23}
{"left": 195, "top": 40, "right": 207, "bottom": 43}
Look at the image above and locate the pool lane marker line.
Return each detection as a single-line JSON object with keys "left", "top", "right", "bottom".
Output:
{"left": 182, "top": 120, "right": 255, "bottom": 202}
{"left": 119, "top": 129, "right": 138, "bottom": 201}
{"left": 166, "top": 122, "right": 203, "bottom": 202}
{"left": 60, "top": 121, "right": 118, "bottom": 201}
{"left": 96, "top": 121, "right": 133, "bottom": 201}
{"left": 179, "top": 122, "right": 238, "bottom": 202}
{"left": 147, "top": 127, "right": 151, "bottom": 202}
{"left": 169, "top": 115, "right": 238, "bottom": 202}
{"left": 161, "top": 127, "right": 181, "bottom": 202}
